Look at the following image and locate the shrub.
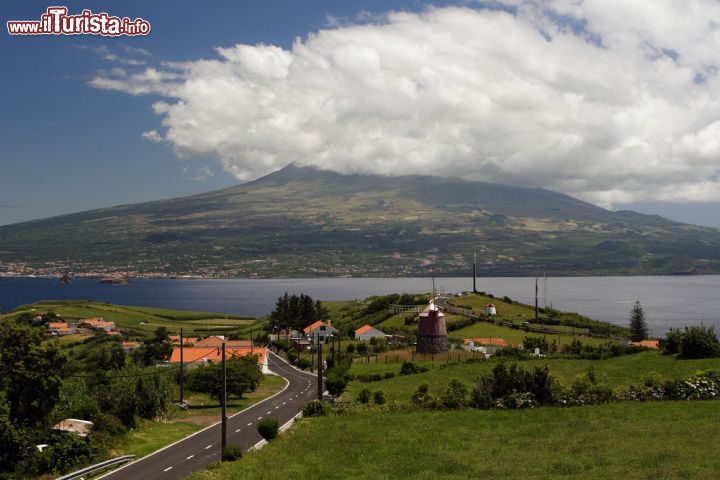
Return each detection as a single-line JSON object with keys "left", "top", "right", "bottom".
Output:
{"left": 346, "top": 344, "right": 355, "bottom": 354}
{"left": 442, "top": 378, "right": 469, "bottom": 409}
{"left": 257, "top": 418, "right": 279, "bottom": 441}
{"left": 356, "top": 343, "right": 368, "bottom": 355}
{"left": 410, "top": 383, "right": 432, "bottom": 407}
{"left": 373, "top": 389, "right": 387, "bottom": 405}
{"left": 660, "top": 328, "right": 682, "bottom": 355}
{"left": 400, "top": 361, "right": 428, "bottom": 376}
{"left": 296, "top": 358, "right": 312, "bottom": 370}
{"left": 325, "top": 367, "right": 348, "bottom": 397}
{"left": 302, "top": 400, "right": 328, "bottom": 417}
{"left": 497, "top": 391, "right": 536, "bottom": 409}
{"left": 384, "top": 372, "right": 395, "bottom": 379}
{"left": 678, "top": 326, "right": 720, "bottom": 359}
{"left": 357, "top": 387, "right": 372, "bottom": 404}
{"left": 563, "top": 338, "right": 584, "bottom": 355}
{"left": 472, "top": 374, "right": 494, "bottom": 409}
{"left": 222, "top": 444, "right": 243, "bottom": 461}
{"left": 523, "top": 336, "right": 549, "bottom": 353}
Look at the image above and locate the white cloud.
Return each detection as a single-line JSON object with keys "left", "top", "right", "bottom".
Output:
{"left": 89, "top": 1, "right": 720, "bottom": 204}
{"left": 182, "top": 165, "right": 215, "bottom": 181}
{"left": 141, "top": 130, "right": 163, "bottom": 143}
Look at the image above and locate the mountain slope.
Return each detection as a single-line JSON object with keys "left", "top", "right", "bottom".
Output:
{"left": 1, "top": 164, "right": 719, "bottom": 277}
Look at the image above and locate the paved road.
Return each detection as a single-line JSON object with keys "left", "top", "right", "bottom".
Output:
{"left": 99, "top": 351, "right": 319, "bottom": 480}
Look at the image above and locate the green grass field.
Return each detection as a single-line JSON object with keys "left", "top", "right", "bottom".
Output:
{"left": 2, "top": 301, "right": 255, "bottom": 337}
{"left": 448, "top": 321, "right": 607, "bottom": 346}
{"left": 345, "top": 350, "right": 720, "bottom": 402}
{"left": 189, "top": 400, "right": 720, "bottom": 480}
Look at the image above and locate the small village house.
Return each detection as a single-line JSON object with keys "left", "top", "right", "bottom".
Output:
{"left": 354, "top": 324, "right": 386, "bottom": 341}
{"left": 303, "top": 320, "right": 338, "bottom": 342}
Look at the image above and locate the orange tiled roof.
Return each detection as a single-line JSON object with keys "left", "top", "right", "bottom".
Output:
{"left": 464, "top": 337, "right": 508, "bottom": 347}
{"left": 169, "top": 346, "right": 267, "bottom": 365}
{"left": 303, "top": 321, "right": 337, "bottom": 333}
{"left": 355, "top": 324, "right": 374, "bottom": 335}
{"left": 48, "top": 322, "right": 68, "bottom": 329}
{"left": 633, "top": 339, "right": 660, "bottom": 349}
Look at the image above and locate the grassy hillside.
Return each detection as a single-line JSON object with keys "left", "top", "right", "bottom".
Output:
{"left": 344, "top": 350, "right": 720, "bottom": 402}
{"left": 2, "top": 164, "right": 720, "bottom": 277}
{"left": 190, "top": 401, "right": 720, "bottom": 479}
{"left": 1, "top": 300, "right": 255, "bottom": 337}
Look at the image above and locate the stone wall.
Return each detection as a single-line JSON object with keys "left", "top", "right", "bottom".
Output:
{"left": 416, "top": 335, "right": 448, "bottom": 354}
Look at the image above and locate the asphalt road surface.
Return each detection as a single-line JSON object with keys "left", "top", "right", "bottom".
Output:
{"left": 99, "top": 351, "right": 319, "bottom": 480}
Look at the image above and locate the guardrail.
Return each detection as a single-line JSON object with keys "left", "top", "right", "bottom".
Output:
{"left": 56, "top": 455, "right": 135, "bottom": 480}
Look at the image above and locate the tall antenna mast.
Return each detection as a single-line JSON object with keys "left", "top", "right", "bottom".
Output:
{"left": 431, "top": 265, "right": 436, "bottom": 301}
{"left": 473, "top": 252, "right": 477, "bottom": 293}
{"left": 543, "top": 272, "right": 548, "bottom": 308}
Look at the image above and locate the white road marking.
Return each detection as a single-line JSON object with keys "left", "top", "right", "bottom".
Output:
{"left": 275, "top": 406, "right": 279, "bottom": 409}
{"left": 247, "top": 422, "right": 252, "bottom": 426}
{"left": 258, "top": 416, "right": 263, "bottom": 420}
{"left": 164, "top": 467, "right": 173, "bottom": 472}
{"left": 267, "top": 411, "right": 272, "bottom": 415}
{"left": 282, "top": 401, "right": 286, "bottom": 405}
{"left": 235, "top": 428, "right": 241, "bottom": 433}
{"left": 205, "top": 445, "right": 212, "bottom": 450}
{"left": 186, "top": 455, "right": 194, "bottom": 460}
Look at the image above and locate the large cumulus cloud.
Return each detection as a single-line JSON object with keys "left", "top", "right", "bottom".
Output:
{"left": 89, "top": 1, "right": 720, "bottom": 206}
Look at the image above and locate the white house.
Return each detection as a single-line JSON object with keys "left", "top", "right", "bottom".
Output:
{"left": 354, "top": 324, "right": 386, "bottom": 341}
{"left": 303, "top": 320, "right": 338, "bottom": 342}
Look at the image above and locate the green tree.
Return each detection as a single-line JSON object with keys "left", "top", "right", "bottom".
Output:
{"left": 629, "top": 300, "right": 649, "bottom": 342}
{"left": 0, "top": 393, "right": 24, "bottom": 474}
{"left": 134, "top": 327, "right": 173, "bottom": 366}
{"left": 0, "top": 322, "right": 65, "bottom": 428}
{"left": 186, "top": 356, "right": 262, "bottom": 399}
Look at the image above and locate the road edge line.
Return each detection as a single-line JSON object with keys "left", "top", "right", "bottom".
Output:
{"left": 95, "top": 353, "right": 292, "bottom": 479}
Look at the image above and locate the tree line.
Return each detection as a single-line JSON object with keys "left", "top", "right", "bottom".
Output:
{"left": 267, "top": 293, "right": 328, "bottom": 333}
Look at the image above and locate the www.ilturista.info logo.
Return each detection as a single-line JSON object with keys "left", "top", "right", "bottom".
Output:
{"left": 7, "top": 6, "right": 151, "bottom": 36}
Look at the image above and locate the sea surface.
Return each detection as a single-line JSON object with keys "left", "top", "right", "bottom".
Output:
{"left": 1, "top": 276, "right": 719, "bottom": 336}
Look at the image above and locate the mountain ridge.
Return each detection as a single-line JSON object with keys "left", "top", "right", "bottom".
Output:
{"left": 0, "top": 164, "right": 718, "bottom": 277}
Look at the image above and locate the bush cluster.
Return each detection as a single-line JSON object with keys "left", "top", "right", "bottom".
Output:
{"left": 399, "top": 361, "right": 429, "bottom": 376}
{"left": 346, "top": 371, "right": 395, "bottom": 383}
{"left": 222, "top": 445, "right": 243, "bottom": 461}
{"left": 257, "top": 418, "right": 279, "bottom": 441}
{"left": 628, "top": 371, "right": 720, "bottom": 401}
{"left": 561, "top": 339, "right": 646, "bottom": 359}
{"left": 660, "top": 326, "right": 720, "bottom": 359}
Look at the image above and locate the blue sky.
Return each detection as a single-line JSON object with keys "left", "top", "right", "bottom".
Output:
{"left": 2, "top": 0, "right": 720, "bottom": 228}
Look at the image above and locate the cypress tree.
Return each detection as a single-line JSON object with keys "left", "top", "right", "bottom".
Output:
{"left": 629, "top": 300, "right": 649, "bottom": 342}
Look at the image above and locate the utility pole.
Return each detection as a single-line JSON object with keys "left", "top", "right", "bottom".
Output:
{"left": 534, "top": 277, "right": 539, "bottom": 319}
{"left": 221, "top": 342, "right": 227, "bottom": 454}
{"left": 331, "top": 334, "right": 336, "bottom": 367}
{"left": 310, "top": 338, "right": 314, "bottom": 373}
{"left": 179, "top": 328, "right": 184, "bottom": 405}
{"left": 317, "top": 336, "right": 323, "bottom": 400}
{"left": 337, "top": 333, "right": 341, "bottom": 364}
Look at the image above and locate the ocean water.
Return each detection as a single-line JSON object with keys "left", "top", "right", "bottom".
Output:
{"left": 1, "top": 276, "right": 719, "bottom": 336}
